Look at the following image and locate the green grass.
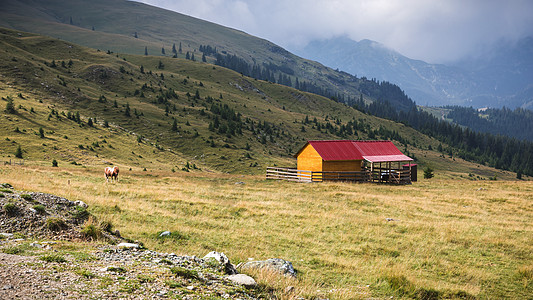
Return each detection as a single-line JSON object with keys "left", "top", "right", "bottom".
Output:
{"left": 3, "top": 166, "right": 531, "bottom": 299}
{"left": 169, "top": 266, "right": 199, "bottom": 280}
{"left": 40, "top": 254, "right": 67, "bottom": 263}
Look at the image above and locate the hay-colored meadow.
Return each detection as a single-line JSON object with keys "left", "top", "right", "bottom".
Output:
{"left": 1, "top": 164, "right": 531, "bottom": 299}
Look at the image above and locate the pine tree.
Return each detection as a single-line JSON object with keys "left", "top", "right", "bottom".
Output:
{"left": 202, "top": 53, "right": 207, "bottom": 62}
{"left": 178, "top": 42, "right": 182, "bottom": 54}
{"left": 144, "top": 46, "right": 148, "bottom": 56}
{"left": 124, "top": 103, "right": 131, "bottom": 117}
{"left": 185, "top": 52, "right": 190, "bottom": 60}
{"left": 15, "top": 145, "right": 23, "bottom": 158}
{"left": 423, "top": 166, "right": 434, "bottom": 179}
{"left": 171, "top": 119, "right": 178, "bottom": 131}
{"left": 161, "top": 47, "right": 165, "bottom": 55}
{"left": 191, "top": 53, "right": 195, "bottom": 61}
{"left": 172, "top": 43, "right": 177, "bottom": 54}
{"left": 5, "top": 96, "right": 15, "bottom": 113}
{"left": 134, "top": 32, "right": 138, "bottom": 38}
{"left": 39, "top": 127, "right": 45, "bottom": 138}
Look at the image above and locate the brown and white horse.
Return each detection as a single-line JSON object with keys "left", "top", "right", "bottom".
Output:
{"left": 104, "top": 166, "right": 119, "bottom": 182}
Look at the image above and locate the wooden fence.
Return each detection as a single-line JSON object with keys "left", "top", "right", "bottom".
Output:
{"left": 266, "top": 167, "right": 312, "bottom": 182}
{"left": 3, "top": 159, "right": 24, "bottom": 166}
{"left": 267, "top": 167, "right": 411, "bottom": 184}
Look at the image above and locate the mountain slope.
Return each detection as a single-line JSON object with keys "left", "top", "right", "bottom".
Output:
{"left": 296, "top": 36, "right": 533, "bottom": 109}
{"left": 1, "top": 27, "right": 442, "bottom": 174}
{"left": 0, "top": 0, "right": 414, "bottom": 110}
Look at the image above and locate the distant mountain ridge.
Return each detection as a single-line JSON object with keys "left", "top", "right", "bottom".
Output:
{"left": 295, "top": 36, "right": 533, "bottom": 109}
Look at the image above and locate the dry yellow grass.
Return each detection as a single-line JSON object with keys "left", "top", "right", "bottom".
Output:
{"left": 1, "top": 164, "right": 532, "bottom": 299}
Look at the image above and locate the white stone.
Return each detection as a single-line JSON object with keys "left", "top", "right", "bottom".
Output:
{"left": 74, "top": 200, "right": 88, "bottom": 208}
{"left": 227, "top": 274, "right": 256, "bottom": 287}
{"left": 117, "top": 242, "right": 140, "bottom": 249}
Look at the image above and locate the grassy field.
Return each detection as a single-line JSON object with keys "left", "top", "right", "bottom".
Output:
{"left": 2, "top": 164, "right": 531, "bottom": 299}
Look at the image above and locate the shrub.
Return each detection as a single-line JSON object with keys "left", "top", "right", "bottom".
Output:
{"left": 52, "top": 159, "right": 58, "bottom": 167}
{"left": 33, "top": 204, "right": 46, "bottom": 214}
{"left": 137, "top": 274, "right": 154, "bottom": 283}
{"left": 40, "top": 254, "right": 67, "bottom": 263}
{"left": 20, "top": 194, "right": 32, "bottom": 201}
{"left": 99, "top": 220, "right": 114, "bottom": 233}
{"left": 71, "top": 206, "right": 90, "bottom": 220}
{"left": 2, "top": 247, "right": 23, "bottom": 255}
{"left": 170, "top": 266, "right": 199, "bottom": 280}
{"left": 0, "top": 188, "right": 13, "bottom": 193}
{"left": 164, "top": 280, "right": 182, "bottom": 288}
{"left": 107, "top": 266, "right": 126, "bottom": 273}
{"left": 46, "top": 217, "right": 67, "bottom": 231}
{"left": 3, "top": 203, "right": 18, "bottom": 215}
{"left": 75, "top": 269, "right": 96, "bottom": 279}
{"left": 81, "top": 217, "right": 104, "bottom": 240}
{"left": 81, "top": 223, "right": 101, "bottom": 240}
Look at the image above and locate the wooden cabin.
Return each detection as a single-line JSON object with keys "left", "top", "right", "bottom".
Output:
{"left": 267, "top": 140, "right": 414, "bottom": 184}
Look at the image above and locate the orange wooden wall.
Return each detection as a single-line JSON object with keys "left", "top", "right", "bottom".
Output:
{"left": 296, "top": 144, "right": 363, "bottom": 172}
{"left": 296, "top": 143, "right": 322, "bottom": 171}
{"left": 323, "top": 160, "right": 362, "bottom": 172}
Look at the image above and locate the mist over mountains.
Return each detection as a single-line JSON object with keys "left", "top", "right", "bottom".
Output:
{"left": 295, "top": 36, "right": 533, "bottom": 110}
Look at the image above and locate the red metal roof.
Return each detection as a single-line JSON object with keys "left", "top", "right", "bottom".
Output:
{"left": 307, "top": 140, "right": 362, "bottom": 161}
{"left": 298, "top": 140, "right": 412, "bottom": 162}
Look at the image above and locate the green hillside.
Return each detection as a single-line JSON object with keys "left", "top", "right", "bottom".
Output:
{"left": 0, "top": 27, "right": 520, "bottom": 181}
{"left": 0, "top": 0, "right": 411, "bottom": 109}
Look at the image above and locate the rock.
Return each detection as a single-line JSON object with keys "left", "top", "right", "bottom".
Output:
{"left": 386, "top": 218, "right": 398, "bottom": 222}
{"left": 227, "top": 274, "right": 256, "bottom": 288}
{"left": 203, "top": 251, "right": 237, "bottom": 275}
{"left": 241, "top": 258, "right": 297, "bottom": 277}
{"left": 159, "top": 231, "right": 171, "bottom": 237}
{"left": 74, "top": 200, "right": 88, "bottom": 208}
{"left": 0, "top": 233, "right": 13, "bottom": 238}
{"left": 30, "top": 242, "right": 43, "bottom": 248}
{"left": 234, "top": 182, "right": 245, "bottom": 185}
{"left": 285, "top": 286, "right": 295, "bottom": 293}
{"left": 117, "top": 242, "right": 140, "bottom": 249}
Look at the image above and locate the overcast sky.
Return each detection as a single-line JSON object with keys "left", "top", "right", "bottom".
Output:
{"left": 134, "top": 0, "right": 533, "bottom": 64}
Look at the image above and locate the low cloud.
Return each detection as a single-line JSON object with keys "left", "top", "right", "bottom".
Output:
{"left": 135, "top": 0, "right": 533, "bottom": 63}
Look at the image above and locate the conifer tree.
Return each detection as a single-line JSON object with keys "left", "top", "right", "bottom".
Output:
{"left": 171, "top": 118, "right": 178, "bottom": 131}
{"left": 172, "top": 43, "right": 177, "bottom": 54}
{"left": 179, "top": 42, "right": 182, "bottom": 54}
{"left": 5, "top": 96, "right": 15, "bottom": 113}
{"left": 161, "top": 47, "right": 165, "bottom": 55}
{"left": 15, "top": 145, "right": 22, "bottom": 158}
{"left": 124, "top": 103, "right": 131, "bottom": 117}
{"left": 144, "top": 46, "right": 148, "bottom": 56}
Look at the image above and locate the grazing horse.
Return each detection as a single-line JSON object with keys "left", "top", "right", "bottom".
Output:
{"left": 104, "top": 166, "right": 119, "bottom": 182}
